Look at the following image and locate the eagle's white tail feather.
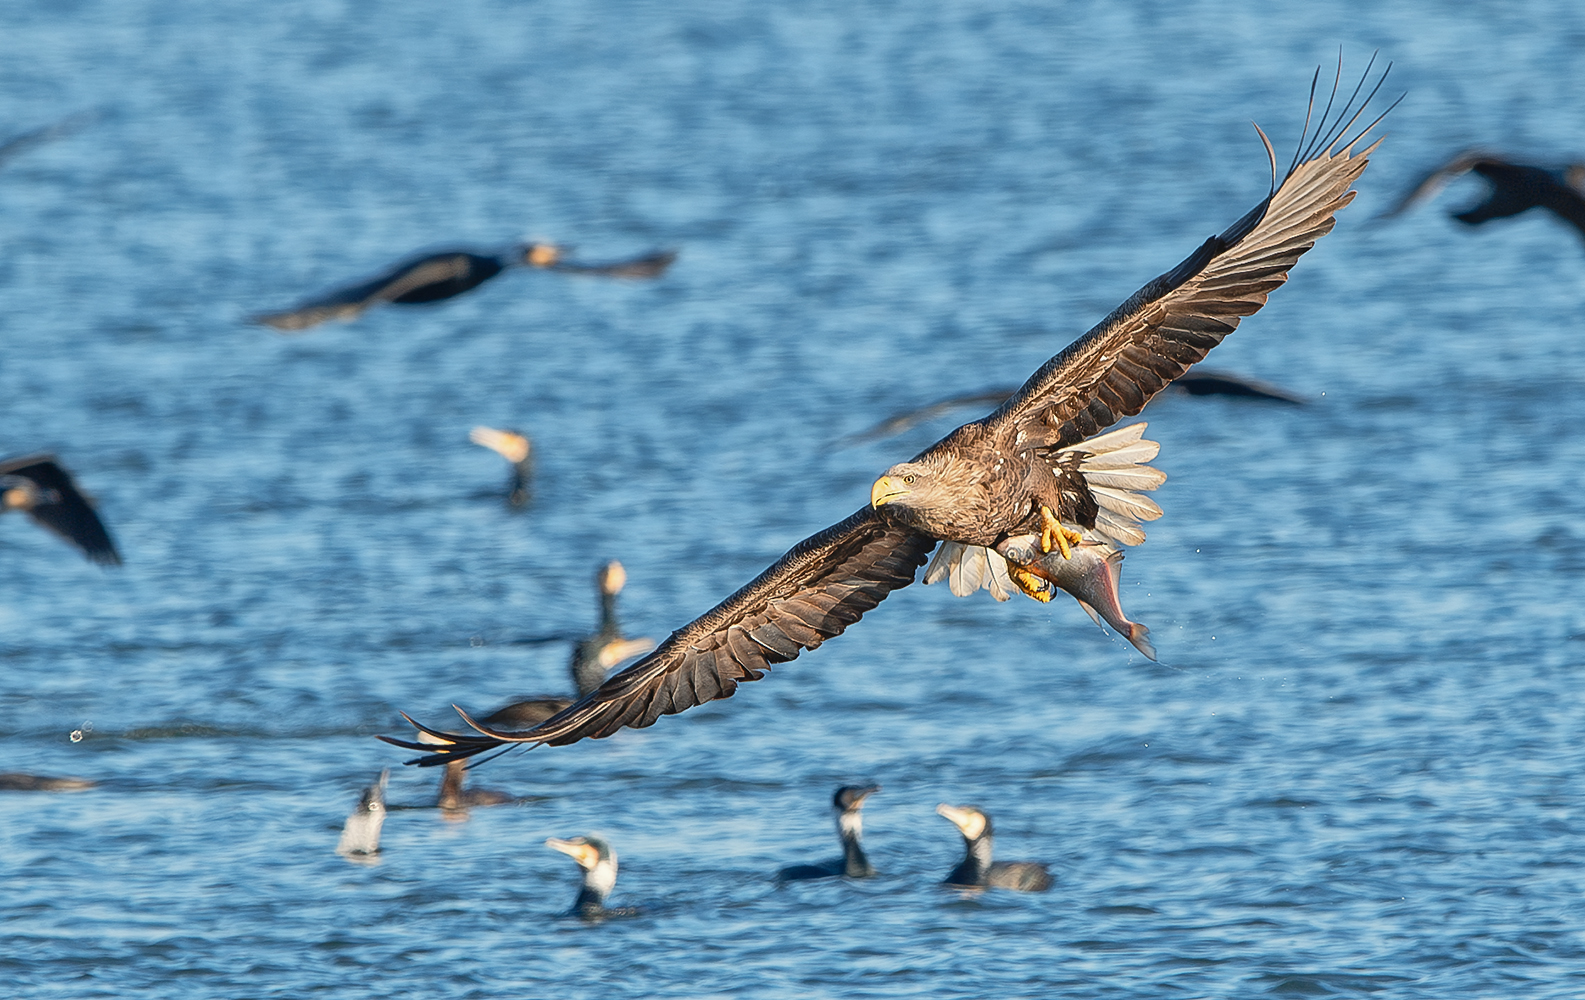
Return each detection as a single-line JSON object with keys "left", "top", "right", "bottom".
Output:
{"left": 925, "top": 541, "right": 1015, "bottom": 602}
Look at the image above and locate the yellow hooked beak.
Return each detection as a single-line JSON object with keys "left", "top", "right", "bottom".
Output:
{"left": 936, "top": 803, "right": 986, "bottom": 840}
{"left": 870, "top": 475, "right": 910, "bottom": 508}
{"left": 546, "top": 837, "right": 599, "bottom": 869}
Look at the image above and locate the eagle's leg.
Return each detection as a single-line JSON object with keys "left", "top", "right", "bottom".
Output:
{"left": 1039, "top": 505, "right": 1082, "bottom": 559}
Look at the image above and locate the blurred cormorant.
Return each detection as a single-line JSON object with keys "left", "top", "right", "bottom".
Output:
{"left": 424, "top": 562, "right": 652, "bottom": 807}
{"left": 569, "top": 561, "right": 655, "bottom": 697}
{"left": 0, "top": 454, "right": 121, "bottom": 565}
{"left": 776, "top": 784, "right": 879, "bottom": 880}
{"left": 839, "top": 368, "right": 1304, "bottom": 445}
{"left": 254, "top": 243, "right": 675, "bottom": 331}
{"left": 336, "top": 770, "right": 388, "bottom": 857}
{"left": 470, "top": 426, "right": 533, "bottom": 506}
{"left": 0, "top": 772, "right": 96, "bottom": 791}
{"left": 936, "top": 804, "right": 1051, "bottom": 892}
{"left": 546, "top": 834, "right": 639, "bottom": 919}
{"left": 1381, "top": 151, "right": 1585, "bottom": 239}
{"left": 0, "top": 110, "right": 97, "bottom": 170}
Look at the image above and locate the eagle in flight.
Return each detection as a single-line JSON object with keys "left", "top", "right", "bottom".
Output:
{"left": 385, "top": 61, "right": 1393, "bottom": 766}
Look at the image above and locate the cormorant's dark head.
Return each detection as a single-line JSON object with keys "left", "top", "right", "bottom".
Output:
{"left": 936, "top": 803, "right": 992, "bottom": 842}
{"left": 336, "top": 769, "right": 389, "bottom": 858}
{"left": 832, "top": 785, "right": 880, "bottom": 813}
{"left": 520, "top": 242, "right": 563, "bottom": 268}
{"left": 356, "top": 770, "right": 389, "bottom": 814}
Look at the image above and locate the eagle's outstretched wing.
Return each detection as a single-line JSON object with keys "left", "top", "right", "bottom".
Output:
{"left": 0, "top": 454, "right": 121, "bottom": 566}
{"left": 985, "top": 60, "right": 1392, "bottom": 452}
{"left": 382, "top": 508, "right": 933, "bottom": 762}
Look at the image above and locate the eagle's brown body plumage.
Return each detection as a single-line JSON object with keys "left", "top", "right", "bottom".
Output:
{"left": 384, "top": 61, "right": 1394, "bottom": 765}
{"left": 877, "top": 422, "right": 1095, "bottom": 547}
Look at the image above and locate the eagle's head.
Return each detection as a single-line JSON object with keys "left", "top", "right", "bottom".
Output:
{"left": 870, "top": 452, "right": 979, "bottom": 534}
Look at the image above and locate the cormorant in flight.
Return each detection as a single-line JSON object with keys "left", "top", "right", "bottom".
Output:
{"left": 776, "top": 785, "right": 880, "bottom": 880}
{"left": 840, "top": 367, "right": 1306, "bottom": 446}
{"left": 0, "top": 110, "right": 97, "bottom": 171}
{"left": 253, "top": 244, "right": 676, "bottom": 332}
{"left": 0, "top": 454, "right": 121, "bottom": 565}
{"left": 1380, "top": 151, "right": 1585, "bottom": 239}
{"left": 385, "top": 61, "right": 1393, "bottom": 765}
{"left": 936, "top": 804, "right": 1052, "bottom": 891}
{"left": 0, "top": 772, "right": 96, "bottom": 791}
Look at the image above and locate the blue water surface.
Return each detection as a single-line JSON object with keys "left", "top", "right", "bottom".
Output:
{"left": 4, "top": 2, "right": 1585, "bottom": 997}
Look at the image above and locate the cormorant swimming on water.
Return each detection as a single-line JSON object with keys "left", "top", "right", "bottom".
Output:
{"left": 1380, "top": 151, "right": 1585, "bottom": 240}
{"left": 569, "top": 561, "right": 655, "bottom": 697}
{"left": 336, "top": 769, "right": 388, "bottom": 857}
{"left": 470, "top": 427, "right": 533, "bottom": 507}
{"left": 433, "top": 734, "right": 516, "bottom": 812}
{"left": 776, "top": 784, "right": 880, "bottom": 880}
{"left": 0, "top": 454, "right": 121, "bottom": 565}
{"left": 545, "top": 834, "right": 639, "bottom": 919}
{"left": 423, "top": 561, "right": 653, "bottom": 809}
{"left": 936, "top": 804, "right": 1051, "bottom": 892}
{"left": 253, "top": 243, "right": 676, "bottom": 332}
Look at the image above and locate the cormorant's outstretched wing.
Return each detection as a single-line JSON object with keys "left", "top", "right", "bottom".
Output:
{"left": 1175, "top": 369, "right": 1306, "bottom": 404}
{"left": 253, "top": 255, "right": 476, "bottom": 331}
{"left": 984, "top": 61, "right": 1391, "bottom": 452}
{"left": 0, "top": 111, "right": 97, "bottom": 170}
{"left": 550, "top": 249, "right": 677, "bottom": 279}
{"left": 0, "top": 454, "right": 121, "bottom": 566}
{"left": 1376, "top": 150, "right": 1490, "bottom": 219}
{"left": 843, "top": 366, "right": 1304, "bottom": 446}
{"left": 839, "top": 389, "right": 1020, "bottom": 446}
{"left": 382, "top": 508, "right": 933, "bottom": 761}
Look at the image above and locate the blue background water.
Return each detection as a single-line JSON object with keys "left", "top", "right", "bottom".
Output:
{"left": 5, "top": 1, "right": 1585, "bottom": 997}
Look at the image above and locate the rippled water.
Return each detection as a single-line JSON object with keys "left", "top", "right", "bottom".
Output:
{"left": 5, "top": 1, "right": 1585, "bottom": 997}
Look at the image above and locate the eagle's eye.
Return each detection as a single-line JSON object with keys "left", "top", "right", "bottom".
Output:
{"left": 903, "top": 474, "right": 916, "bottom": 485}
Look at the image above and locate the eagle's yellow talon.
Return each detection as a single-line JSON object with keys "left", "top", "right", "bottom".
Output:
{"left": 1038, "top": 505, "right": 1081, "bottom": 559}
{"left": 1007, "top": 562, "right": 1054, "bottom": 603}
